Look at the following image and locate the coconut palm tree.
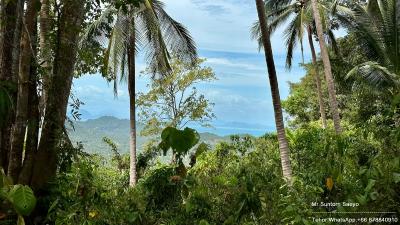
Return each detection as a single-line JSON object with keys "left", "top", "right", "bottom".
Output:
{"left": 337, "top": 0, "right": 399, "bottom": 93}
{"left": 254, "top": 0, "right": 293, "bottom": 182}
{"left": 251, "top": 0, "right": 338, "bottom": 128}
{"left": 253, "top": 0, "right": 344, "bottom": 132}
{"left": 82, "top": 0, "right": 197, "bottom": 186}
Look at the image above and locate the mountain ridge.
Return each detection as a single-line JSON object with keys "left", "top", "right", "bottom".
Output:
{"left": 68, "top": 116, "right": 231, "bottom": 156}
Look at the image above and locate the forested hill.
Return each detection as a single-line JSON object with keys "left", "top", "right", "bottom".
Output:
{"left": 68, "top": 116, "right": 230, "bottom": 156}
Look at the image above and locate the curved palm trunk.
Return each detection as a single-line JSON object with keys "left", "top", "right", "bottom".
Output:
{"left": 311, "top": 0, "right": 342, "bottom": 134}
{"left": 307, "top": 25, "right": 327, "bottom": 129}
{"left": 128, "top": 17, "right": 137, "bottom": 187}
{"left": 255, "top": 0, "right": 292, "bottom": 182}
{"left": 8, "top": 0, "right": 39, "bottom": 182}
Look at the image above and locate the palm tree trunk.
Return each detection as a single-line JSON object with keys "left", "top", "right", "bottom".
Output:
{"left": 255, "top": 0, "right": 292, "bottom": 182}
{"left": 128, "top": 16, "right": 137, "bottom": 187}
{"left": 8, "top": 0, "right": 39, "bottom": 182}
{"left": 310, "top": 0, "right": 342, "bottom": 134}
{"left": 30, "top": 0, "right": 86, "bottom": 189}
{"left": 307, "top": 25, "right": 327, "bottom": 129}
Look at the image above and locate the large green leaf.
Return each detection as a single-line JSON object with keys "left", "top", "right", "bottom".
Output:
{"left": 8, "top": 185, "right": 37, "bottom": 216}
{"left": 159, "top": 127, "right": 200, "bottom": 157}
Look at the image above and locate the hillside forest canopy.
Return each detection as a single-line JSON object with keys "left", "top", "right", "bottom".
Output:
{"left": 0, "top": 0, "right": 399, "bottom": 224}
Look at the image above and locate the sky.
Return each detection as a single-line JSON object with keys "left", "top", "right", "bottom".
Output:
{"left": 72, "top": 0, "right": 332, "bottom": 136}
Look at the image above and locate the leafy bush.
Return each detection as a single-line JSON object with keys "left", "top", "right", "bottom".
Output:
{"left": 40, "top": 124, "right": 399, "bottom": 225}
{"left": 0, "top": 169, "right": 36, "bottom": 225}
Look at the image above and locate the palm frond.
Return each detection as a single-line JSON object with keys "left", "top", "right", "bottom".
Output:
{"left": 265, "top": 0, "right": 293, "bottom": 11}
{"left": 326, "top": 29, "right": 339, "bottom": 55}
{"left": 109, "top": 13, "right": 130, "bottom": 96}
{"left": 346, "top": 61, "right": 399, "bottom": 90}
{"left": 342, "top": 4, "right": 388, "bottom": 63}
{"left": 250, "top": 21, "right": 264, "bottom": 51}
{"left": 152, "top": 0, "right": 197, "bottom": 64}
{"left": 138, "top": 1, "right": 171, "bottom": 76}
{"left": 79, "top": 6, "right": 116, "bottom": 48}
{"left": 251, "top": 3, "right": 296, "bottom": 51}
{"left": 268, "top": 4, "right": 297, "bottom": 33}
{"left": 283, "top": 14, "right": 301, "bottom": 69}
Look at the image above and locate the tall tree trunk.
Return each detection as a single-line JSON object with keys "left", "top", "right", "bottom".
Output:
{"left": 19, "top": 64, "right": 39, "bottom": 185}
{"left": 311, "top": 0, "right": 342, "bottom": 134}
{"left": 11, "top": 0, "right": 24, "bottom": 82}
{"left": 19, "top": 19, "right": 39, "bottom": 185}
{"left": 0, "top": 0, "right": 19, "bottom": 172}
{"left": 307, "top": 25, "right": 327, "bottom": 129}
{"left": 38, "top": 0, "right": 52, "bottom": 118}
{"left": 128, "top": 16, "right": 137, "bottom": 187}
{"left": 8, "top": 0, "right": 39, "bottom": 182}
{"left": 30, "top": 0, "right": 86, "bottom": 189}
{"left": 255, "top": 0, "right": 292, "bottom": 182}
{"left": 0, "top": 0, "right": 19, "bottom": 80}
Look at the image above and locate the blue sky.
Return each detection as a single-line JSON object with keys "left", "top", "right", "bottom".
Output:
{"left": 72, "top": 0, "right": 333, "bottom": 136}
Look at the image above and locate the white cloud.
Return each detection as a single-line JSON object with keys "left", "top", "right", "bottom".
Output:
{"left": 206, "top": 57, "right": 263, "bottom": 71}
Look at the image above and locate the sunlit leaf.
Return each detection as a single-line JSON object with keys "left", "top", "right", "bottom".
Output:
{"left": 326, "top": 177, "right": 334, "bottom": 191}
{"left": 8, "top": 185, "right": 36, "bottom": 216}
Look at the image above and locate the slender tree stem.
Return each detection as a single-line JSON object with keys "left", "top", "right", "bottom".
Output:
{"left": 255, "top": 0, "right": 292, "bottom": 182}
{"left": 128, "top": 14, "right": 137, "bottom": 187}
{"left": 311, "top": 0, "right": 342, "bottom": 134}
{"left": 307, "top": 25, "right": 327, "bottom": 129}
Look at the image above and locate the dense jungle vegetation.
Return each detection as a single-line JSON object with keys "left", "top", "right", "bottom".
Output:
{"left": 0, "top": 0, "right": 399, "bottom": 224}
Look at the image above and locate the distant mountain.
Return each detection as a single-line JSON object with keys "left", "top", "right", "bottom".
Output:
{"left": 68, "top": 116, "right": 230, "bottom": 157}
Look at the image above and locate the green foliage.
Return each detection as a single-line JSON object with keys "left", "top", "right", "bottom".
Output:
{"left": 102, "top": 137, "right": 129, "bottom": 171}
{"left": 43, "top": 122, "right": 399, "bottom": 224}
{"left": 45, "top": 156, "right": 145, "bottom": 225}
{"left": 337, "top": 0, "right": 400, "bottom": 92}
{"left": 140, "top": 164, "right": 182, "bottom": 210}
{"left": 24, "top": 2, "right": 400, "bottom": 225}
{"left": 82, "top": 0, "right": 197, "bottom": 96}
{"left": 137, "top": 58, "right": 216, "bottom": 137}
{"left": 0, "top": 169, "right": 36, "bottom": 223}
{"left": 159, "top": 127, "right": 200, "bottom": 161}
{"left": 8, "top": 185, "right": 37, "bottom": 216}
{"left": 137, "top": 140, "right": 159, "bottom": 177}
{"left": 282, "top": 64, "right": 329, "bottom": 128}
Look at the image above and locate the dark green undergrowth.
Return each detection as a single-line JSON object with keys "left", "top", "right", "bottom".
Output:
{"left": 35, "top": 124, "right": 399, "bottom": 225}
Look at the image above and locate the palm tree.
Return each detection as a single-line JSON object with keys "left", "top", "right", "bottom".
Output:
{"left": 311, "top": 0, "right": 342, "bottom": 133}
{"left": 337, "top": 0, "right": 399, "bottom": 93}
{"left": 82, "top": 0, "right": 197, "bottom": 186}
{"left": 254, "top": 0, "right": 293, "bottom": 182}
{"left": 251, "top": 0, "right": 338, "bottom": 128}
